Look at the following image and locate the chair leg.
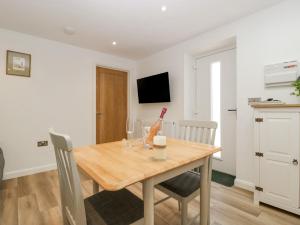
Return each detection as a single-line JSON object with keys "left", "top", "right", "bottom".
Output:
{"left": 61, "top": 210, "right": 69, "bottom": 225}
{"left": 180, "top": 200, "right": 188, "bottom": 225}
{"left": 93, "top": 180, "right": 99, "bottom": 194}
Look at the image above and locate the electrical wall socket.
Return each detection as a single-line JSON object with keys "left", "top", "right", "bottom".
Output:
{"left": 37, "top": 141, "right": 48, "bottom": 147}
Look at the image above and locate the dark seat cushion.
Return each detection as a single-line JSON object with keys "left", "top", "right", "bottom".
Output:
{"left": 159, "top": 171, "right": 200, "bottom": 197}
{"left": 85, "top": 189, "right": 144, "bottom": 225}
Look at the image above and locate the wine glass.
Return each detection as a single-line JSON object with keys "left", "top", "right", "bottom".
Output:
{"left": 126, "top": 117, "right": 135, "bottom": 147}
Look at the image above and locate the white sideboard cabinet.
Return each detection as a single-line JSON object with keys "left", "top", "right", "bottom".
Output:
{"left": 252, "top": 104, "right": 300, "bottom": 215}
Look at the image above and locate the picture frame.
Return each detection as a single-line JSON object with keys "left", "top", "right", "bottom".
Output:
{"left": 6, "top": 50, "right": 31, "bottom": 77}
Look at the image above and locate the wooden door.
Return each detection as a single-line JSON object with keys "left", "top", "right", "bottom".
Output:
{"left": 96, "top": 67, "right": 127, "bottom": 144}
{"left": 259, "top": 112, "right": 300, "bottom": 208}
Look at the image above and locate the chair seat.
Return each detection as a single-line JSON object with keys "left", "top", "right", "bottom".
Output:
{"left": 85, "top": 189, "right": 144, "bottom": 225}
{"left": 159, "top": 171, "right": 200, "bottom": 197}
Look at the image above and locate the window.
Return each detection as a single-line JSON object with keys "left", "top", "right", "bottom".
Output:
{"left": 211, "top": 62, "right": 221, "bottom": 159}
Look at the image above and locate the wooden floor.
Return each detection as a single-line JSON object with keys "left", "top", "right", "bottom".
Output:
{"left": 1, "top": 170, "right": 300, "bottom": 225}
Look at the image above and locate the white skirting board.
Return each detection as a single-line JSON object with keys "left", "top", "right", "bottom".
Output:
{"left": 234, "top": 178, "right": 255, "bottom": 192}
{"left": 3, "top": 163, "right": 57, "bottom": 180}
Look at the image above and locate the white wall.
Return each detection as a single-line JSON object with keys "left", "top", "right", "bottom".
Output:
{"left": 0, "top": 28, "right": 137, "bottom": 179}
{"left": 135, "top": 0, "right": 300, "bottom": 190}
{"left": 136, "top": 46, "right": 185, "bottom": 122}
{"left": 235, "top": 0, "right": 300, "bottom": 189}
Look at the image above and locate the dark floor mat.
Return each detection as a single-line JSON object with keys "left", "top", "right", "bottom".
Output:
{"left": 212, "top": 170, "right": 235, "bottom": 187}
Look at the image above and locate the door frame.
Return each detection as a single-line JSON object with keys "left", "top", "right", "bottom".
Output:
{"left": 92, "top": 64, "right": 131, "bottom": 144}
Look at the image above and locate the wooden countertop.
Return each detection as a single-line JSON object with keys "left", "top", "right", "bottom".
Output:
{"left": 251, "top": 103, "right": 300, "bottom": 108}
{"left": 74, "top": 138, "right": 220, "bottom": 191}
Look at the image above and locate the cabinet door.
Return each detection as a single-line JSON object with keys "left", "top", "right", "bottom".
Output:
{"left": 260, "top": 112, "right": 299, "bottom": 208}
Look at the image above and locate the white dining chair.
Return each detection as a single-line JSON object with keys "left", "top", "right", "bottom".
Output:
{"left": 155, "top": 120, "right": 217, "bottom": 225}
{"left": 136, "top": 119, "right": 176, "bottom": 138}
{"left": 49, "top": 129, "right": 144, "bottom": 225}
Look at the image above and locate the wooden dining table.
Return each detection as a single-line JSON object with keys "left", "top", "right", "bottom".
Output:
{"left": 74, "top": 138, "right": 220, "bottom": 225}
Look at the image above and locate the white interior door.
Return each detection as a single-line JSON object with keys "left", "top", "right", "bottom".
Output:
{"left": 196, "top": 49, "right": 236, "bottom": 176}
{"left": 259, "top": 112, "right": 300, "bottom": 208}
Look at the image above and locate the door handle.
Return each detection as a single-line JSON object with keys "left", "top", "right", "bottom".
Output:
{"left": 292, "top": 159, "right": 298, "bottom": 166}
{"left": 227, "top": 109, "right": 237, "bottom": 112}
{"left": 96, "top": 112, "right": 103, "bottom": 116}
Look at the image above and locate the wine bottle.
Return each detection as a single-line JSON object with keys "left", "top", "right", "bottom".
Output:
{"left": 146, "top": 107, "right": 167, "bottom": 146}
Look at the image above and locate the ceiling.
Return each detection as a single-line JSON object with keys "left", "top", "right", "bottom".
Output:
{"left": 0, "top": 0, "right": 283, "bottom": 59}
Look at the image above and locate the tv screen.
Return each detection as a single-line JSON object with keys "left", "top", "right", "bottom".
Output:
{"left": 137, "top": 72, "right": 171, "bottom": 103}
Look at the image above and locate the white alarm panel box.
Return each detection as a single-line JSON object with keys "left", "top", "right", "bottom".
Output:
{"left": 264, "top": 61, "right": 299, "bottom": 87}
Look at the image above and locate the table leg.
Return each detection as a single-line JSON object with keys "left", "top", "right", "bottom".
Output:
{"left": 92, "top": 180, "right": 99, "bottom": 194}
{"left": 207, "top": 156, "right": 213, "bottom": 225}
{"left": 200, "top": 157, "right": 209, "bottom": 225}
{"left": 143, "top": 178, "right": 154, "bottom": 225}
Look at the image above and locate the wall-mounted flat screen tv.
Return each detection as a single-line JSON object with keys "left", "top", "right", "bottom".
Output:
{"left": 137, "top": 72, "right": 171, "bottom": 103}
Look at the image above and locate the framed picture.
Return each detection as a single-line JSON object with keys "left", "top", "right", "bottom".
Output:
{"left": 6, "top": 50, "right": 31, "bottom": 77}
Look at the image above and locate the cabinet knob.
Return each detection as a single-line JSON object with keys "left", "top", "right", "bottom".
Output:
{"left": 292, "top": 159, "right": 298, "bottom": 166}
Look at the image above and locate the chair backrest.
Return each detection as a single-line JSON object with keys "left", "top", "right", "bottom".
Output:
{"left": 136, "top": 119, "right": 176, "bottom": 138}
{"left": 49, "top": 129, "right": 87, "bottom": 225}
{"left": 177, "top": 120, "right": 218, "bottom": 145}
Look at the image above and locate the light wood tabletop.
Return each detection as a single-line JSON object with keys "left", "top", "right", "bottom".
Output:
{"left": 250, "top": 103, "right": 300, "bottom": 108}
{"left": 74, "top": 138, "right": 220, "bottom": 225}
{"left": 74, "top": 138, "right": 220, "bottom": 191}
